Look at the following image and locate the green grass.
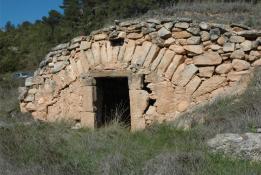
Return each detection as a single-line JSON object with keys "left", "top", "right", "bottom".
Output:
{"left": 1, "top": 122, "right": 261, "bottom": 175}
{"left": 177, "top": 68, "right": 261, "bottom": 137}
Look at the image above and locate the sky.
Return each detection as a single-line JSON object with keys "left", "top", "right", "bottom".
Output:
{"left": 0, "top": 0, "right": 63, "bottom": 28}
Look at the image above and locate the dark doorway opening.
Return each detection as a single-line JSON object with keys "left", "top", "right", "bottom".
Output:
{"left": 95, "top": 77, "right": 130, "bottom": 127}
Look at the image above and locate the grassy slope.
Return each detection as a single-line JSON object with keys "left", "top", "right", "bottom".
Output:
{"left": 0, "top": 68, "right": 261, "bottom": 174}
{"left": 119, "top": 1, "right": 261, "bottom": 30}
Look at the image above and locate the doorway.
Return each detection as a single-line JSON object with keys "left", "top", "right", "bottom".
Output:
{"left": 95, "top": 77, "right": 130, "bottom": 127}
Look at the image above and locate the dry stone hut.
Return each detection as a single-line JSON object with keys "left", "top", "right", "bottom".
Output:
{"left": 19, "top": 18, "right": 261, "bottom": 130}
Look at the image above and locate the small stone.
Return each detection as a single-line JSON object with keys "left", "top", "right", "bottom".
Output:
{"left": 80, "top": 41, "right": 91, "bottom": 50}
{"left": 210, "top": 28, "right": 220, "bottom": 41}
{"left": 118, "top": 31, "right": 126, "bottom": 38}
{"left": 25, "top": 77, "right": 33, "bottom": 87}
{"left": 109, "top": 30, "right": 119, "bottom": 40}
{"left": 215, "top": 63, "right": 233, "bottom": 74}
{"left": 230, "top": 50, "right": 245, "bottom": 59}
{"left": 93, "top": 33, "right": 108, "bottom": 41}
{"left": 228, "top": 70, "right": 250, "bottom": 81}
{"left": 128, "top": 24, "right": 142, "bottom": 31}
{"left": 199, "top": 66, "right": 215, "bottom": 78}
{"left": 142, "top": 27, "right": 156, "bottom": 35}
{"left": 240, "top": 40, "right": 252, "bottom": 51}
{"left": 248, "top": 50, "right": 261, "bottom": 61}
{"left": 183, "top": 45, "right": 203, "bottom": 54}
{"left": 230, "top": 36, "right": 245, "bottom": 43}
{"left": 217, "top": 36, "right": 227, "bottom": 45}
{"left": 172, "top": 27, "right": 183, "bottom": 32}
{"left": 175, "top": 22, "right": 189, "bottom": 29}
{"left": 147, "top": 19, "right": 161, "bottom": 24}
{"left": 187, "top": 27, "right": 200, "bottom": 35}
{"left": 193, "top": 51, "right": 222, "bottom": 65}
{"left": 199, "top": 22, "right": 210, "bottom": 30}
{"left": 24, "top": 94, "right": 34, "bottom": 102}
{"left": 212, "top": 23, "right": 231, "bottom": 32}
{"left": 232, "top": 59, "right": 250, "bottom": 71}
{"left": 252, "top": 59, "right": 261, "bottom": 67}
{"left": 120, "top": 21, "right": 137, "bottom": 27}
{"left": 158, "top": 27, "right": 171, "bottom": 39}
{"left": 71, "top": 36, "right": 85, "bottom": 43}
{"left": 163, "top": 22, "right": 173, "bottom": 30}
{"left": 252, "top": 41, "right": 259, "bottom": 49}
{"left": 177, "top": 39, "right": 187, "bottom": 46}
{"left": 203, "top": 41, "right": 212, "bottom": 47}
{"left": 231, "top": 23, "right": 251, "bottom": 30}
{"left": 210, "top": 44, "right": 221, "bottom": 51}
{"left": 28, "top": 88, "right": 37, "bottom": 94}
{"left": 52, "top": 61, "right": 68, "bottom": 73}
{"left": 172, "top": 31, "right": 192, "bottom": 39}
{"left": 127, "top": 33, "right": 143, "bottom": 39}
{"left": 68, "top": 42, "right": 80, "bottom": 50}
{"left": 150, "top": 32, "right": 165, "bottom": 47}
{"left": 169, "top": 45, "right": 185, "bottom": 54}
{"left": 164, "top": 38, "right": 176, "bottom": 46}
{"left": 237, "top": 30, "right": 261, "bottom": 38}
{"left": 235, "top": 43, "right": 241, "bottom": 50}
{"left": 200, "top": 31, "right": 210, "bottom": 41}
{"left": 223, "top": 43, "right": 235, "bottom": 52}
{"left": 187, "top": 36, "right": 201, "bottom": 45}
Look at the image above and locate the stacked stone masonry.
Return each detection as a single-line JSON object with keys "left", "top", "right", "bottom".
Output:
{"left": 19, "top": 18, "right": 261, "bottom": 130}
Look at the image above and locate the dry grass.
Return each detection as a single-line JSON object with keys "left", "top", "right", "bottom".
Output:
{"left": 1, "top": 121, "right": 261, "bottom": 175}
{"left": 176, "top": 67, "right": 261, "bottom": 138}
{"left": 1, "top": 68, "right": 261, "bottom": 174}
{"left": 119, "top": 1, "right": 261, "bottom": 29}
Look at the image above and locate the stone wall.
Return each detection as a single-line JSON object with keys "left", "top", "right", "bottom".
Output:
{"left": 19, "top": 18, "right": 261, "bottom": 130}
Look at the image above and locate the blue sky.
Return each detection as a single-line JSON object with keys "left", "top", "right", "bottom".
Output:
{"left": 0, "top": 0, "right": 63, "bottom": 28}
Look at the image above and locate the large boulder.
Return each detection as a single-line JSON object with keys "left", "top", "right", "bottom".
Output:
{"left": 208, "top": 133, "right": 261, "bottom": 161}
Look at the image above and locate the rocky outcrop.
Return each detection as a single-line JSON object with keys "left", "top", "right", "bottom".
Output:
{"left": 208, "top": 133, "right": 261, "bottom": 161}
{"left": 19, "top": 18, "right": 261, "bottom": 130}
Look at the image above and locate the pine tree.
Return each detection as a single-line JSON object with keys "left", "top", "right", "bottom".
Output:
{"left": 42, "top": 10, "right": 62, "bottom": 38}
{"left": 60, "top": 0, "right": 82, "bottom": 36}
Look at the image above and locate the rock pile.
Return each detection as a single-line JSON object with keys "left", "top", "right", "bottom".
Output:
{"left": 19, "top": 18, "right": 261, "bottom": 130}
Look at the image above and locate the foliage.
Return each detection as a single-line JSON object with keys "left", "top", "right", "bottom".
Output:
{"left": 0, "top": 0, "right": 260, "bottom": 74}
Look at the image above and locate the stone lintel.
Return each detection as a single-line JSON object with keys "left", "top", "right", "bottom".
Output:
{"left": 89, "top": 70, "right": 131, "bottom": 78}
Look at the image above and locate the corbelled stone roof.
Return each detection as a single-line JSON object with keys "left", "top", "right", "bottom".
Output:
{"left": 19, "top": 17, "right": 261, "bottom": 130}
